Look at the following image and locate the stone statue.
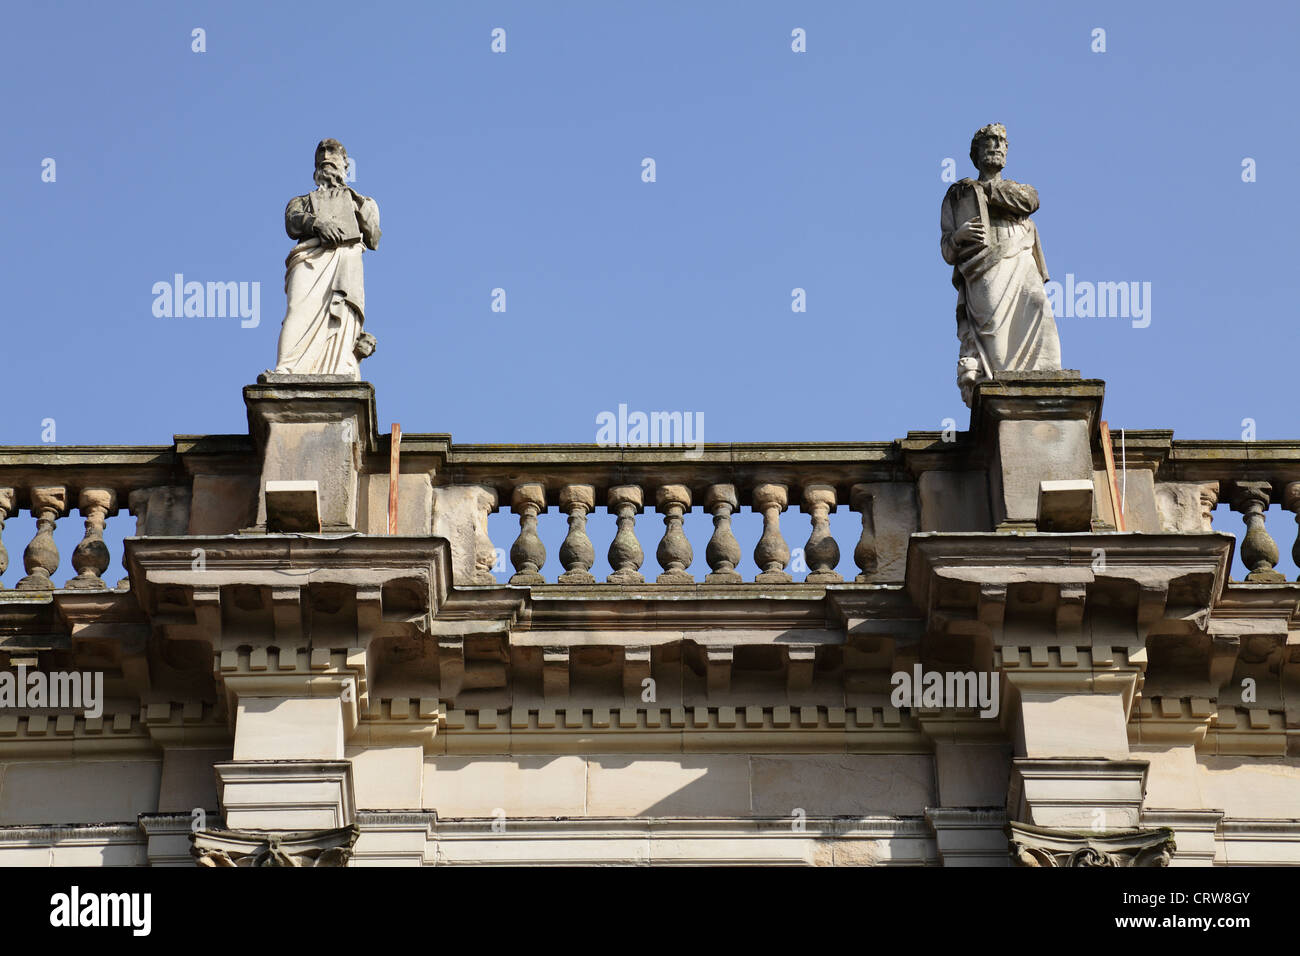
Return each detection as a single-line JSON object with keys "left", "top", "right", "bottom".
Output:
{"left": 941, "top": 124, "right": 1061, "bottom": 406}
{"left": 273, "top": 139, "right": 381, "bottom": 379}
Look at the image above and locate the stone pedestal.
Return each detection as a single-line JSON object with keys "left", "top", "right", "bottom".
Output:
{"left": 215, "top": 760, "right": 356, "bottom": 831}
{"left": 970, "top": 372, "right": 1106, "bottom": 532}
{"left": 924, "top": 808, "right": 1010, "bottom": 866}
{"left": 244, "top": 375, "right": 378, "bottom": 533}
{"left": 1008, "top": 758, "right": 1149, "bottom": 829}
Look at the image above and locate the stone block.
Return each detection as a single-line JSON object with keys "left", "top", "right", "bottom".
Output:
{"left": 424, "top": 756, "right": 587, "bottom": 816}
{"left": 157, "top": 747, "right": 229, "bottom": 812}
{"left": 360, "top": 473, "right": 433, "bottom": 535}
{"left": 994, "top": 418, "right": 1093, "bottom": 527}
{"left": 1015, "top": 693, "right": 1131, "bottom": 759}
{"left": 264, "top": 479, "right": 320, "bottom": 532}
{"left": 1198, "top": 757, "right": 1300, "bottom": 818}
{"left": 0, "top": 760, "right": 161, "bottom": 825}
{"left": 934, "top": 742, "right": 1011, "bottom": 807}
{"left": 1133, "top": 745, "right": 1203, "bottom": 810}
{"left": 1154, "top": 482, "right": 1216, "bottom": 532}
{"left": 129, "top": 485, "right": 192, "bottom": 536}
{"left": 585, "top": 756, "right": 750, "bottom": 816}
{"left": 1116, "top": 468, "right": 1161, "bottom": 532}
{"left": 50, "top": 842, "right": 148, "bottom": 866}
{"left": 255, "top": 421, "right": 358, "bottom": 530}
{"left": 1036, "top": 478, "right": 1094, "bottom": 532}
{"left": 856, "top": 482, "right": 919, "bottom": 583}
{"left": 917, "top": 470, "right": 991, "bottom": 532}
{"left": 751, "top": 755, "right": 934, "bottom": 817}
{"left": 187, "top": 475, "right": 258, "bottom": 535}
{"left": 216, "top": 759, "right": 355, "bottom": 831}
{"left": 346, "top": 745, "right": 423, "bottom": 809}
{"left": 431, "top": 484, "right": 498, "bottom": 584}
{"left": 233, "top": 697, "right": 345, "bottom": 761}
{"left": 1009, "top": 758, "right": 1148, "bottom": 829}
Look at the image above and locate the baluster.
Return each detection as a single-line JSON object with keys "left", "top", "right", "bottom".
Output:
{"left": 1230, "top": 481, "right": 1284, "bottom": 582}
{"left": 1197, "top": 481, "right": 1220, "bottom": 532}
{"left": 17, "top": 486, "right": 67, "bottom": 591}
{"left": 67, "top": 489, "right": 117, "bottom": 589}
{"left": 0, "top": 488, "right": 12, "bottom": 588}
{"left": 508, "top": 483, "right": 547, "bottom": 585}
{"left": 1284, "top": 482, "right": 1300, "bottom": 581}
{"left": 850, "top": 484, "right": 879, "bottom": 582}
{"left": 752, "top": 483, "right": 791, "bottom": 584}
{"left": 655, "top": 485, "right": 694, "bottom": 584}
{"left": 470, "top": 485, "right": 500, "bottom": 584}
{"left": 801, "top": 483, "right": 842, "bottom": 583}
{"left": 558, "top": 484, "right": 596, "bottom": 584}
{"left": 606, "top": 485, "right": 645, "bottom": 585}
{"left": 704, "top": 484, "right": 742, "bottom": 584}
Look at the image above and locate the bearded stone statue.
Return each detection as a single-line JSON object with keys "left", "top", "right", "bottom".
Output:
{"left": 272, "top": 139, "right": 381, "bottom": 379}
{"left": 941, "top": 124, "right": 1061, "bottom": 406}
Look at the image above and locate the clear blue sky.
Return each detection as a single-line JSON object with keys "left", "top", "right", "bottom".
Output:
{"left": 4, "top": 0, "right": 1298, "bottom": 582}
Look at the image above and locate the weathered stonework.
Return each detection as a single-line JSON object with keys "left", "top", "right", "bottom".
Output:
{"left": 0, "top": 374, "right": 1298, "bottom": 866}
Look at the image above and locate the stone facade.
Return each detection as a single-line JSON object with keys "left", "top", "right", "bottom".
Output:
{"left": 0, "top": 372, "right": 1298, "bottom": 866}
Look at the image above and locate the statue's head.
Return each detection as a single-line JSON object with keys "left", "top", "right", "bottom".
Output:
{"left": 969, "top": 123, "right": 1008, "bottom": 173}
{"left": 314, "top": 139, "right": 349, "bottom": 187}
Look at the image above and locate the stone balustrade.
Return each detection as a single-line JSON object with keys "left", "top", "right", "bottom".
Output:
{"left": 434, "top": 434, "right": 1300, "bottom": 587}
{"left": 4, "top": 431, "right": 1300, "bottom": 591}
{"left": 0, "top": 439, "right": 248, "bottom": 591}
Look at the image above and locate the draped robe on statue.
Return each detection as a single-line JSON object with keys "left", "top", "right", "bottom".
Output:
{"left": 275, "top": 186, "right": 381, "bottom": 380}
{"left": 940, "top": 179, "right": 1060, "bottom": 403}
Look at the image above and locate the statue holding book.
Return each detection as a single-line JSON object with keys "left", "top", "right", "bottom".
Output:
{"left": 941, "top": 124, "right": 1061, "bottom": 406}
{"left": 273, "top": 139, "right": 381, "bottom": 379}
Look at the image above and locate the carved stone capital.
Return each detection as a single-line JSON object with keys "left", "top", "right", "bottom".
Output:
{"left": 559, "top": 484, "right": 595, "bottom": 514}
{"left": 607, "top": 485, "right": 644, "bottom": 513}
{"left": 1283, "top": 481, "right": 1300, "bottom": 514}
{"left": 511, "top": 482, "right": 547, "bottom": 515}
{"left": 752, "top": 483, "right": 788, "bottom": 512}
{"left": 705, "top": 483, "right": 738, "bottom": 513}
{"left": 1008, "top": 821, "right": 1175, "bottom": 867}
{"left": 191, "top": 824, "right": 360, "bottom": 867}
{"left": 29, "top": 486, "right": 68, "bottom": 518}
{"left": 800, "top": 482, "right": 837, "bottom": 515}
{"left": 655, "top": 483, "right": 692, "bottom": 513}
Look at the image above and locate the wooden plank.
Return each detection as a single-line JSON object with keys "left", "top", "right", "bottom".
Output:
{"left": 1100, "top": 421, "right": 1125, "bottom": 532}
{"left": 388, "top": 423, "right": 402, "bottom": 535}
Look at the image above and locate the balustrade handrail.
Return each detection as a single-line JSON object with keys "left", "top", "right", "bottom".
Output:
{"left": 3, "top": 430, "right": 1300, "bottom": 591}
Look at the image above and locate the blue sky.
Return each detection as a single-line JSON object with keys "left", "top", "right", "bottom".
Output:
{"left": 4, "top": 0, "right": 1298, "bottom": 582}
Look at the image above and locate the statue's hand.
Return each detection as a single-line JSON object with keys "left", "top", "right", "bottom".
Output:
{"left": 314, "top": 219, "right": 347, "bottom": 245}
{"left": 953, "top": 217, "right": 986, "bottom": 247}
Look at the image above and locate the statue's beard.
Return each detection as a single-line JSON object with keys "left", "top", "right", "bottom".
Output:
{"left": 314, "top": 162, "right": 347, "bottom": 188}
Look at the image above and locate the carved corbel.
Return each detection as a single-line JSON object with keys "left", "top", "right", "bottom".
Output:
{"left": 706, "top": 645, "right": 734, "bottom": 697}
{"left": 978, "top": 584, "right": 1007, "bottom": 638}
{"left": 1136, "top": 582, "right": 1170, "bottom": 635}
{"left": 786, "top": 645, "right": 816, "bottom": 693}
{"left": 192, "top": 586, "right": 223, "bottom": 640}
{"left": 437, "top": 636, "right": 466, "bottom": 699}
{"left": 622, "top": 647, "right": 651, "bottom": 700}
{"left": 271, "top": 586, "right": 301, "bottom": 643}
{"left": 355, "top": 586, "right": 383, "bottom": 644}
{"left": 1055, "top": 584, "right": 1087, "bottom": 641}
{"left": 192, "top": 824, "right": 360, "bottom": 867}
{"left": 542, "top": 646, "right": 570, "bottom": 699}
{"left": 1008, "top": 821, "right": 1175, "bottom": 867}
